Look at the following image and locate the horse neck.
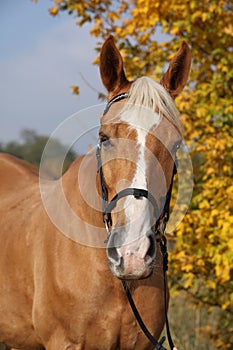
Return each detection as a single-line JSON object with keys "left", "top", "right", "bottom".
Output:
{"left": 61, "top": 153, "right": 103, "bottom": 229}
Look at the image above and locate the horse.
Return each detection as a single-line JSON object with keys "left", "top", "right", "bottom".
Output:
{"left": 0, "top": 35, "right": 191, "bottom": 350}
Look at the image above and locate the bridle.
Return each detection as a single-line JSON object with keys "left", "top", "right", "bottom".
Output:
{"left": 97, "top": 92, "right": 176, "bottom": 241}
{"left": 96, "top": 92, "right": 176, "bottom": 350}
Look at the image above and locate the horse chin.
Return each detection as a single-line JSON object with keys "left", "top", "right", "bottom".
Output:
{"left": 108, "top": 260, "right": 154, "bottom": 280}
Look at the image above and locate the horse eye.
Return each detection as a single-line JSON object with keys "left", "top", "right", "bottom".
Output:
{"left": 99, "top": 134, "right": 112, "bottom": 148}
{"left": 102, "top": 139, "right": 112, "bottom": 148}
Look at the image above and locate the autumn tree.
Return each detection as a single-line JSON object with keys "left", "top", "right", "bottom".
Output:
{"left": 41, "top": 0, "right": 233, "bottom": 348}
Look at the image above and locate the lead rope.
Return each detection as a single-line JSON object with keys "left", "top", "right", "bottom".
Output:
{"left": 121, "top": 235, "right": 175, "bottom": 350}
{"left": 121, "top": 279, "right": 166, "bottom": 350}
{"left": 160, "top": 236, "right": 175, "bottom": 350}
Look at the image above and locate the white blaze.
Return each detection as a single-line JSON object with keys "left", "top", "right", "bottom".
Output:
{"left": 120, "top": 106, "right": 160, "bottom": 244}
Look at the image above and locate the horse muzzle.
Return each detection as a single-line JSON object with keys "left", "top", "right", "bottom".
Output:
{"left": 107, "top": 229, "right": 156, "bottom": 280}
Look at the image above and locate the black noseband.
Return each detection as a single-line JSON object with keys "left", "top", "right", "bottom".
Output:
{"left": 103, "top": 187, "right": 159, "bottom": 223}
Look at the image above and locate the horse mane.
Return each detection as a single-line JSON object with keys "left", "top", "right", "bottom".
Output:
{"left": 122, "top": 77, "right": 183, "bottom": 132}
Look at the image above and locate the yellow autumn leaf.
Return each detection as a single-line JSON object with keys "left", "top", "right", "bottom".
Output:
{"left": 49, "top": 7, "right": 59, "bottom": 16}
{"left": 70, "top": 85, "right": 80, "bottom": 95}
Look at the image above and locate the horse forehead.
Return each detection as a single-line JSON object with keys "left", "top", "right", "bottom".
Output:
{"left": 119, "top": 108, "right": 180, "bottom": 156}
{"left": 120, "top": 106, "right": 161, "bottom": 135}
{"left": 102, "top": 101, "right": 179, "bottom": 149}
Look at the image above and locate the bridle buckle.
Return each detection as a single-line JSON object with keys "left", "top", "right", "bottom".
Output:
{"left": 159, "top": 216, "right": 167, "bottom": 235}
{"left": 103, "top": 218, "right": 111, "bottom": 243}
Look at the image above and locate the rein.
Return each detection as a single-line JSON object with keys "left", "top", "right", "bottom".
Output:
{"left": 97, "top": 93, "right": 176, "bottom": 350}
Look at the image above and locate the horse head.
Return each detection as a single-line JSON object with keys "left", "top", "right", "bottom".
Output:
{"left": 98, "top": 36, "right": 191, "bottom": 280}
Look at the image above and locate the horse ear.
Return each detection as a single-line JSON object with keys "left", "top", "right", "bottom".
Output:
{"left": 100, "top": 35, "right": 128, "bottom": 93}
{"left": 161, "top": 41, "right": 191, "bottom": 99}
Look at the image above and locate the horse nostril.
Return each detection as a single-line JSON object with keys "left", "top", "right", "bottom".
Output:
{"left": 107, "top": 247, "right": 122, "bottom": 266}
{"left": 107, "top": 230, "right": 123, "bottom": 266}
{"left": 145, "top": 234, "right": 156, "bottom": 261}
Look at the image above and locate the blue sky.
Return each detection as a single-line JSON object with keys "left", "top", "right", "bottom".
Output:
{"left": 0, "top": 0, "right": 103, "bottom": 146}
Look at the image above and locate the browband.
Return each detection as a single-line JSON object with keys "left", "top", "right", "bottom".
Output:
{"left": 103, "top": 92, "right": 129, "bottom": 115}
